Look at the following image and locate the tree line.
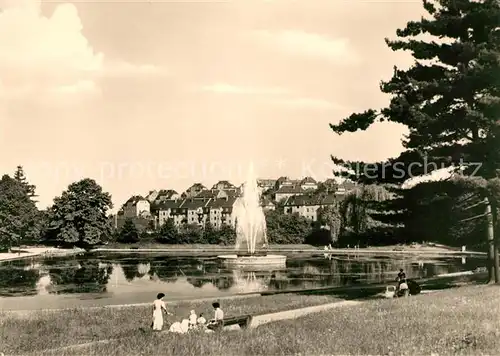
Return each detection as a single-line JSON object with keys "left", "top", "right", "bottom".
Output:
{"left": 0, "top": 168, "right": 113, "bottom": 251}
{"left": 0, "top": 165, "right": 492, "bottom": 251}
{"left": 0, "top": 165, "right": 396, "bottom": 250}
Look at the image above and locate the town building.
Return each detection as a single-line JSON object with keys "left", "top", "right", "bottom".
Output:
{"left": 261, "top": 196, "right": 275, "bottom": 211}
{"left": 283, "top": 193, "right": 342, "bottom": 221}
{"left": 274, "top": 176, "right": 299, "bottom": 190}
{"left": 156, "top": 199, "right": 184, "bottom": 226}
{"left": 182, "top": 198, "right": 211, "bottom": 226}
{"left": 273, "top": 184, "right": 304, "bottom": 202}
{"left": 183, "top": 183, "right": 207, "bottom": 198}
{"left": 300, "top": 176, "right": 318, "bottom": 191}
{"left": 257, "top": 179, "right": 276, "bottom": 193}
{"left": 207, "top": 196, "right": 238, "bottom": 228}
{"left": 154, "top": 189, "right": 180, "bottom": 202}
{"left": 121, "top": 196, "right": 151, "bottom": 218}
{"left": 211, "top": 180, "right": 238, "bottom": 193}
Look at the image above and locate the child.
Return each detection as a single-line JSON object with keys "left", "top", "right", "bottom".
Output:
{"left": 188, "top": 310, "right": 197, "bottom": 329}
{"left": 197, "top": 313, "right": 207, "bottom": 325}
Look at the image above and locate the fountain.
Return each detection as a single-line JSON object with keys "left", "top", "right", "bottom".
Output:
{"left": 217, "top": 163, "right": 287, "bottom": 268}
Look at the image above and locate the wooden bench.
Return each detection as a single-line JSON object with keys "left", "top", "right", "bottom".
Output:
{"left": 207, "top": 315, "right": 253, "bottom": 331}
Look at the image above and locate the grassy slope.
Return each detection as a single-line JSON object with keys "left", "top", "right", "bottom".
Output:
{"left": 5, "top": 285, "right": 500, "bottom": 356}
{"left": 0, "top": 294, "right": 340, "bottom": 354}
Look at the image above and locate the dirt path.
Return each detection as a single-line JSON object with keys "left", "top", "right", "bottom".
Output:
{"left": 0, "top": 247, "right": 84, "bottom": 262}
{"left": 249, "top": 300, "right": 363, "bottom": 328}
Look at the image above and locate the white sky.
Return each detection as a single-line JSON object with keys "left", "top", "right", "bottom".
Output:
{"left": 0, "top": 0, "right": 432, "bottom": 210}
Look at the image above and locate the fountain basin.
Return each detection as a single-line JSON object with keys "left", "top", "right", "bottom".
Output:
{"left": 218, "top": 254, "right": 287, "bottom": 268}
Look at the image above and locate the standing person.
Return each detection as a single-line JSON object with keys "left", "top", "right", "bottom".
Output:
{"left": 152, "top": 293, "right": 171, "bottom": 331}
{"left": 397, "top": 268, "right": 406, "bottom": 282}
{"left": 395, "top": 269, "right": 408, "bottom": 297}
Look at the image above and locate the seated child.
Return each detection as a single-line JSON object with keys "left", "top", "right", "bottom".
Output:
{"left": 197, "top": 313, "right": 207, "bottom": 325}
{"left": 188, "top": 310, "right": 197, "bottom": 330}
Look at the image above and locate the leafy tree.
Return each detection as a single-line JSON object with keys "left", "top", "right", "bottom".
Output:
{"left": 0, "top": 260, "right": 40, "bottom": 296}
{"left": 13, "top": 166, "right": 37, "bottom": 202}
{"left": 46, "top": 178, "right": 113, "bottom": 248}
{"left": 0, "top": 175, "right": 40, "bottom": 251}
{"left": 118, "top": 218, "right": 139, "bottom": 243}
{"left": 203, "top": 221, "right": 219, "bottom": 244}
{"left": 178, "top": 223, "right": 203, "bottom": 244}
{"left": 156, "top": 218, "right": 178, "bottom": 244}
{"left": 316, "top": 180, "right": 338, "bottom": 194}
{"left": 218, "top": 224, "right": 236, "bottom": 245}
{"left": 316, "top": 204, "right": 342, "bottom": 244}
{"left": 49, "top": 258, "right": 112, "bottom": 294}
{"left": 265, "top": 210, "right": 311, "bottom": 244}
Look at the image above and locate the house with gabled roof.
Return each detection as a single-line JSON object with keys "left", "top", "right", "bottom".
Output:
{"left": 300, "top": 176, "right": 318, "bottom": 191}
{"left": 207, "top": 196, "right": 238, "bottom": 228}
{"left": 146, "top": 190, "right": 160, "bottom": 203}
{"left": 274, "top": 176, "right": 294, "bottom": 190}
{"left": 283, "top": 193, "right": 341, "bottom": 221}
{"left": 183, "top": 183, "right": 207, "bottom": 198}
{"left": 193, "top": 189, "right": 216, "bottom": 201}
{"left": 122, "top": 195, "right": 151, "bottom": 218}
{"left": 155, "top": 189, "right": 180, "bottom": 202}
{"left": 211, "top": 180, "right": 237, "bottom": 192}
{"left": 157, "top": 199, "right": 184, "bottom": 226}
{"left": 261, "top": 196, "right": 275, "bottom": 211}
{"left": 273, "top": 184, "right": 304, "bottom": 202}
{"left": 181, "top": 198, "right": 211, "bottom": 226}
{"left": 257, "top": 179, "right": 276, "bottom": 191}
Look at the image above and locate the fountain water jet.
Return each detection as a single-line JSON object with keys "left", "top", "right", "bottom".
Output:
{"left": 218, "top": 162, "right": 286, "bottom": 267}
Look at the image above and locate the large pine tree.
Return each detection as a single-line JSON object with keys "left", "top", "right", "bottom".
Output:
{"left": 331, "top": 0, "right": 500, "bottom": 182}
{"left": 328, "top": 0, "right": 500, "bottom": 257}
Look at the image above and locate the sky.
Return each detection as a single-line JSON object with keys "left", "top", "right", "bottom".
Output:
{"left": 0, "top": 0, "right": 431, "bottom": 211}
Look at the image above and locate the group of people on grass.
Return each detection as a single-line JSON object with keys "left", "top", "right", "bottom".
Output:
{"left": 152, "top": 293, "right": 224, "bottom": 333}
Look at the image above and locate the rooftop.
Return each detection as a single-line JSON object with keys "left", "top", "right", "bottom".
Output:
{"left": 284, "top": 193, "right": 341, "bottom": 206}
{"left": 193, "top": 189, "right": 216, "bottom": 200}
{"left": 156, "top": 199, "right": 184, "bottom": 210}
{"left": 180, "top": 198, "right": 211, "bottom": 209}
{"left": 207, "top": 196, "right": 238, "bottom": 209}
{"left": 301, "top": 176, "right": 317, "bottom": 184}
{"left": 124, "top": 195, "right": 147, "bottom": 206}
{"left": 275, "top": 185, "right": 304, "bottom": 194}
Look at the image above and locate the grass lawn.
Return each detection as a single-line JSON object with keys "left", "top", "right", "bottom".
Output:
{"left": 3, "top": 285, "right": 499, "bottom": 355}
{"left": 0, "top": 293, "right": 341, "bottom": 354}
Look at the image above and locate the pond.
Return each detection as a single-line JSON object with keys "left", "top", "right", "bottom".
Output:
{"left": 0, "top": 252, "right": 486, "bottom": 310}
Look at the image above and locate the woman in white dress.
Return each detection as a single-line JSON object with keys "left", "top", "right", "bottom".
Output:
{"left": 152, "top": 293, "right": 171, "bottom": 331}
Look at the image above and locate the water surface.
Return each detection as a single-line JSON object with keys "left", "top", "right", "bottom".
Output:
{"left": 0, "top": 252, "right": 485, "bottom": 310}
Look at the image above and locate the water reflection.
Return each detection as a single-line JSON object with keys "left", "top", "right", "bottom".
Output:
{"left": 48, "top": 258, "right": 112, "bottom": 294}
{"left": 0, "top": 259, "right": 41, "bottom": 296}
{"left": 0, "top": 253, "right": 485, "bottom": 299}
